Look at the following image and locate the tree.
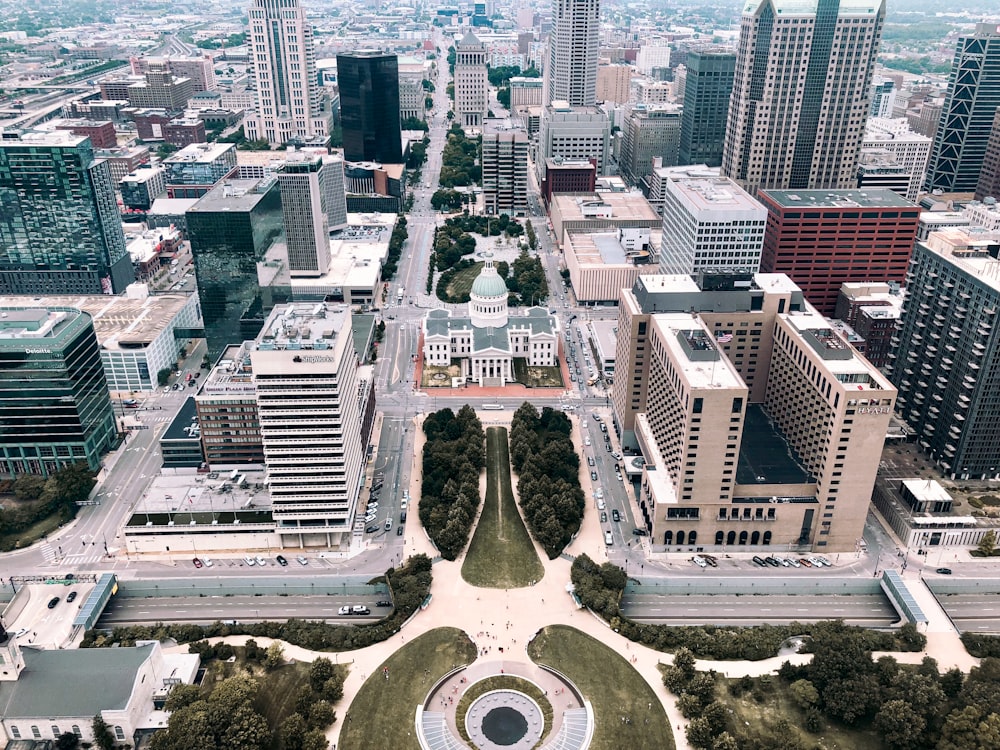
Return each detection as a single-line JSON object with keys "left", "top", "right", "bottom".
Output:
{"left": 789, "top": 679, "right": 819, "bottom": 709}
{"left": 263, "top": 641, "right": 285, "bottom": 670}
{"left": 44, "top": 463, "right": 98, "bottom": 508}
{"left": 978, "top": 529, "right": 997, "bottom": 557}
{"left": 309, "top": 657, "right": 335, "bottom": 692}
{"left": 874, "top": 699, "right": 926, "bottom": 750}
{"left": 822, "top": 674, "right": 880, "bottom": 725}
{"left": 92, "top": 715, "right": 115, "bottom": 750}
{"left": 279, "top": 713, "right": 308, "bottom": 750}
{"left": 56, "top": 733, "right": 80, "bottom": 750}
{"left": 13, "top": 474, "right": 46, "bottom": 500}
{"left": 158, "top": 367, "right": 173, "bottom": 386}
{"left": 165, "top": 683, "right": 203, "bottom": 711}
{"left": 220, "top": 704, "right": 269, "bottom": 750}
{"left": 938, "top": 706, "right": 1000, "bottom": 750}
{"left": 686, "top": 716, "right": 718, "bottom": 749}
{"left": 302, "top": 730, "right": 329, "bottom": 750}
{"left": 307, "top": 700, "right": 336, "bottom": 730}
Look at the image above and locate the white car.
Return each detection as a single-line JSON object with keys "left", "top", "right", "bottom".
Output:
{"left": 202, "top": 558, "right": 213, "bottom": 568}
{"left": 254, "top": 555, "right": 266, "bottom": 566}
{"left": 692, "top": 555, "right": 708, "bottom": 568}
{"left": 338, "top": 605, "right": 351, "bottom": 616}
{"left": 244, "top": 556, "right": 256, "bottom": 566}
{"left": 611, "top": 452, "right": 623, "bottom": 461}
{"left": 584, "top": 437, "right": 591, "bottom": 446}
{"left": 401, "top": 497, "right": 408, "bottom": 510}
{"left": 788, "top": 558, "right": 801, "bottom": 568}
{"left": 296, "top": 556, "right": 308, "bottom": 566}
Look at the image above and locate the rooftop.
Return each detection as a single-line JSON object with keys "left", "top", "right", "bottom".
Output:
{"left": 920, "top": 228, "right": 1000, "bottom": 293}
{"left": 1, "top": 130, "right": 90, "bottom": 148}
{"left": 667, "top": 175, "right": 766, "bottom": 216}
{"left": 163, "top": 141, "right": 235, "bottom": 164}
{"left": 736, "top": 404, "right": 815, "bottom": 485}
{"left": 760, "top": 188, "right": 916, "bottom": 209}
{"left": 651, "top": 313, "right": 745, "bottom": 389}
{"left": 187, "top": 177, "right": 276, "bottom": 212}
{"left": 552, "top": 192, "right": 659, "bottom": 222}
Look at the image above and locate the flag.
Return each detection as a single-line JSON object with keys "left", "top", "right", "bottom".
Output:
{"left": 716, "top": 332, "right": 733, "bottom": 344}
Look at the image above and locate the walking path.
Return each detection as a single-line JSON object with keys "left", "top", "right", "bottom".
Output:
{"left": 168, "top": 411, "right": 983, "bottom": 750}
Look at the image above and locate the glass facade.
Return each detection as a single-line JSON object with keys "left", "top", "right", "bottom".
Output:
{"left": 186, "top": 178, "right": 284, "bottom": 357}
{"left": 0, "top": 135, "right": 134, "bottom": 295}
{"left": 0, "top": 308, "right": 117, "bottom": 477}
{"left": 337, "top": 52, "right": 403, "bottom": 164}
{"left": 679, "top": 50, "right": 736, "bottom": 168}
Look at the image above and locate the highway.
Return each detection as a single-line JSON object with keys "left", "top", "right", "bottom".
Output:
{"left": 931, "top": 592, "right": 1000, "bottom": 634}
{"left": 98, "top": 595, "right": 390, "bottom": 626}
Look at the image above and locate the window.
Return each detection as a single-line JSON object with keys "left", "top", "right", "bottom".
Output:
{"left": 10, "top": 727, "right": 20, "bottom": 739}
{"left": 115, "top": 726, "right": 126, "bottom": 740}
{"left": 32, "top": 726, "right": 41, "bottom": 739}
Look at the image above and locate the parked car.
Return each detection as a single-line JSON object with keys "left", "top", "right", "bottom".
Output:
{"left": 591, "top": 471, "right": 598, "bottom": 481}
{"left": 815, "top": 556, "right": 832, "bottom": 567}
{"left": 752, "top": 556, "right": 768, "bottom": 567}
{"left": 632, "top": 528, "right": 648, "bottom": 536}
{"left": 798, "top": 558, "right": 813, "bottom": 568}
{"left": 254, "top": 556, "right": 266, "bottom": 566}
{"left": 787, "top": 558, "right": 801, "bottom": 568}
{"left": 296, "top": 556, "right": 309, "bottom": 566}
{"left": 612, "top": 509, "right": 621, "bottom": 522}
{"left": 244, "top": 556, "right": 256, "bottom": 566}
{"left": 397, "top": 525, "right": 403, "bottom": 535}
{"left": 702, "top": 555, "right": 718, "bottom": 567}
{"left": 587, "top": 456, "right": 595, "bottom": 466}
{"left": 600, "top": 511, "right": 608, "bottom": 523}
{"left": 193, "top": 557, "right": 203, "bottom": 568}
{"left": 275, "top": 555, "right": 288, "bottom": 566}
{"left": 764, "top": 556, "right": 781, "bottom": 567}
{"left": 612, "top": 452, "right": 622, "bottom": 461}
{"left": 202, "top": 558, "right": 213, "bottom": 568}
{"left": 692, "top": 555, "right": 708, "bottom": 568}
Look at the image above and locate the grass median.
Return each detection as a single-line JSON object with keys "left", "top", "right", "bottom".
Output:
{"left": 462, "top": 426, "right": 544, "bottom": 588}
{"left": 528, "top": 624, "right": 676, "bottom": 750}
{"left": 338, "top": 627, "right": 477, "bottom": 750}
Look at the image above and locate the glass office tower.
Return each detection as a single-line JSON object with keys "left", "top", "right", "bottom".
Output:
{"left": 336, "top": 51, "right": 403, "bottom": 164}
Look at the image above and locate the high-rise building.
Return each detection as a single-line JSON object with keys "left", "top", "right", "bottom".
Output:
{"left": 251, "top": 302, "right": 374, "bottom": 545}
{"left": 542, "top": 0, "right": 600, "bottom": 107}
{"left": 611, "top": 272, "right": 895, "bottom": 551}
{"left": 337, "top": 51, "right": 403, "bottom": 164}
{"left": 455, "top": 31, "right": 489, "bottom": 129}
{"left": 277, "top": 152, "right": 347, "bottom": 276}
{"left": 482, "top": 120, "right": 529, "bottom": 215}
{"left": 245, "top": 0, "right": 328, "bottom": 146}
{"left": 619, "top": 104, "right": 682, "bottom": 186}
{"left": 510, "top": 77, "right": 544, "bottom": 107}
{"left": 163, "top": 142, "right": 238, "bottom": 199}
{"left": 0, "top": 307, "right": 117, "bottom": 477}
{"left": 679, "top": 49, "right": 736, "bottom": 167}
{"left": 397, "top": 56, "right": 426, "bottom": 122}
{"left": 869, "top": 77, "right": 896, "bottom": 118}
{"left": 860, "top": 117, "right": 932, "bottom": 202}
{"left": 636, "top": 45, "right": 671, "bottom": 76}
{"left": 757, "top": 189, "right": 920, "bottom": 316}
{"left": 539, "top": 103, "right": 610, "bottom": 179}
{"left": 120, "top": 167, "right": 167, "bottom": 211}
{"left": 975, "top": 107, "right": 1000, "bottom": 201}
{"left": 658, "top": 167, "right": 766, "bottom": 275}
{"left": 186, "top": 178, "right": 284, "bottom": 356}
{"left": 722, "top": 0, "right": 885, "bottom": 194}
{"left": 889, "top": 228, "right": 1000, "bottom": 479}
{"left": 596, "top": 64, "right": 632, "bottom": 104}
{"left": 925, "top": 24, "right": 1000, "bottom": 194}
{"left": 0, "top": 132, "right": 134, "bottom": 295}
{"left": 132, "top": 54, "right": 217, "bottom": 92}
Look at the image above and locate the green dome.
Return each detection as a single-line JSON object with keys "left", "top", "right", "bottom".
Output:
{"left": 471, "top": 267, "right": 508, "bottom": 298}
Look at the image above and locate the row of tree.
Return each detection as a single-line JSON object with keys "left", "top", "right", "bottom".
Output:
{"left": 510, "top": 403, "right": 585, "bottom": 558}
{"left": 82, "top": 555, "right": 433, "bottom": 652}
{"left": 569, "top": 554, "right": 925, "bottom": 660}
{"left": 438, "top": 125, "right": 481, "bottom": 188}
{"left": 0, "top": 463, "right": 97, "bottom": 547}
{"left": 381, "top": 216, "right": 408, "bottom": 281}
{"left": 419, "top": 406, "right": 486, "bottom": 560}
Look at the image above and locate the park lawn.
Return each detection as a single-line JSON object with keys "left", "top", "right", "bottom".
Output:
{"left": 462, "top": 427, "right": 544, "bottom": 588}
{"left": 717, "top": 675, "right": 882, "bottom": 750}
{"left": 527, "top": 625, "right": 675, "bottom": 750}
{"left": 338, "top": 627, "right": 477, "bottom": 750}
{"left": 444, "top": 261, "right": 483, "bottom": 299}
{"left": 0, "top": 507, "right": 69, "bottom": 552}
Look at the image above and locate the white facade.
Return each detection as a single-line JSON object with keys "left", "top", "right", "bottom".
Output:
{"left": 398, "top": 58, "right": 427, "bottom": 121}
{"left": 455, "top": 31, "right": 489, "bottom": 129}
{"left": 245, "top": 0, "right": 328, "bottom": 145}
{"left": 862, "top": 117, "right": 932, "bottom": 202}
{"left": 277, "top": 151, "right": 347, "bottom": 275}
{"left": 543, "top": 0, "right": 600, "bottom": 107}
{"left": 636, "top": 45, "right": 671, "bottom": 75}
{"left": 539, "top": 103, "right": 610, "bottom": 179}
{"left": 658, "top": 167, "right": 766, "bottom": 274}
{"left": 250, "top": 303, "right": 367, "bottom": 544}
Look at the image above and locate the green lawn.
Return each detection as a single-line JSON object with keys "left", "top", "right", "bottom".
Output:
{"left": 461, "top": 427, "right": 544, "bottom": 588}
{"left": 338, "top": 627, "right": 477, "bottom": 750}
{"left": 444, "top": 261, "right": 483, "bottom": 299}
{"left": 528, "top": 625, "right": 675, "bottom": 750}
{"left": 0, "top": 506, "right": 70, "bottom": 552}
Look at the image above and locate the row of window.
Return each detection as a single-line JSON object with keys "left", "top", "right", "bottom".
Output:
{"left": 9, "top": 724, "right": 125, "bottom": 741}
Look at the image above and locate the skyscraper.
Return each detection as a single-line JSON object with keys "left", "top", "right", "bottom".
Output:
{"left": 0, "top": 132, "right": 134, "bottom": 295}
{"left": 245, "top": 0, "right": 328, "bottom": 146}
{"left": 976, "top": 107, "right": 1000, "bottom": 201}
{"left": 926, "top": 24, "right": 1000, "bottom": 194}
{"left": 277, "top": 152, "right": 347, "bottom": 276}
{"left": 542, "top": 0, "right": 600, "bottom": 107}
{"left": 679, "top": 48, "right": 736, "bottom": 167}
{"left": 482, "top": 120, "right": 529, "bottom": 215}
{"left": 337, "top": 51, "right": 403, "bottom": 164}
{"left": 722, "top": 0, "right": 885, "bottom": 194}
{"left": 454, "top": 31, "right": 488, "bottom": 129}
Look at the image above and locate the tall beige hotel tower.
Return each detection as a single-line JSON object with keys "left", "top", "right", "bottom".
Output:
{"left": 722, "top": 0, "right": 885, "bottom": 193}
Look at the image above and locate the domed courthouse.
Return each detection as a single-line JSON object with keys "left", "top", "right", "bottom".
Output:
{"left": 422, "top": 257, "right": 558, "bottom": 386}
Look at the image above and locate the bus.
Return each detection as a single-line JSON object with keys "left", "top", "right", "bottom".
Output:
{"left": 481, "top": 404, "right": 504, "bottom": 410}
{"left": 397, "top": 287, "right": 405, "bottom": 304}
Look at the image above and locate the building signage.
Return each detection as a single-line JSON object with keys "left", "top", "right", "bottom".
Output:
{"left": 858, "top": 406, "right": 891, "bottom": 415}
{"left": 24, "top": 348, "right": 52, "bottom": 354}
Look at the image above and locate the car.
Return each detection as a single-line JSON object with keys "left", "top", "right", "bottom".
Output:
{"left": 584, "top": 437, "right": 591, "bottom": 446}
{"left": 798, "top": 558, "right": 813, "bottom": 568}
{"left": 12, "top": 628, "right": 28, "bottom": 638}
{"left": 936, "top": 567, "right": 953, "bottom": 574}
{"left": 376, "top": 600, "right": 393, "bottom": 607}
{"left": 297, "top": 556, "right": 308, "bottom": 566}
{"left": 692, "top": 555, "right": 708, "bottom": 568}
{"left": 778, "top": 557, "right": 791, "bottom": 567}
{"left": 612, "top": 509, "right": 621, "bottom": 522}
{"left": 815, "top": 556, "right": 832, "bottom": 567}
{"left": 172, "top": 383, "right": 180, "bottom": 390}
{"left": 397, "top": 525, "right": 403, "bottom": 535}
{"left": 611, "top": 451, "right": 623, "bottom": 461}
{"left": 338, "top": 605, "right": 352, "bottom": 615}
{"left": 254, "top": 555, "right": 266, "bottom": 566}
{"left": 600, "top": 511, "right": 608, "bottom": 523}
{"left": 702, "top": 555, "right": 718, "bottom": 567}
{"left": 787, "top": 558, "right": 801, "bottom": 568}
{"left": 202, "top": 558, "right": 213, "bottom": 568}
{"left": 384, "top": 518, "right": 392, "bottom": 531}
{"left": 276, "top": 555, "right": 288, "bottom": 566}
{"left": 617, "top": 473, "right": 625, "bottom": 482}
{"left": 365, "top": 525, "right": 380, "bottom": 534}
{"left": 752, "top": 556, "right": 768, "bottom": 567}
{"left": 587, "top": 457, "right": 595, "bottom": 466}
{"left": 632, "top": 527, "right": 648, "bottom": 536}
{"left": 764, "top": 556, "right": 781, "bottom": 567}
{"left": 600, "top": 422, "right": 608, "bottom": 432}
{"left": 606, "top": 443, "right": 612, "bottom": 452}
{"left": 604, "top": 530, "right": 614, "bottom": 546}
{"left": 590, "top": 471, "right": 598, "bottom": 481}
{"left": 807, "top": 556, "right": 825, "bottom": 567}
{"left": 163, "top": 386, "right": 171, "bottom": 393}
{"left": 595, "top": 488, "right": 604, "bottom": 499}
{"left": 47, "top": 596, "right": 60, "bottom": 609}
{"left": 244, "top": 556, "right": 256, "bottom": 566}
{"left": 193, "top": 557, "right": 203, "bottom": 568}
{"left": 352, "top": 605, "right": 370, "bottom": 615}
{"left": 66, "top": 591, "right": 78, "bottom": 603}
{"left": 401, "top": 497, "right": 408, "bottom": 510}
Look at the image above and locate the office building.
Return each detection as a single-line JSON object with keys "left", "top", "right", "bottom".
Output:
{"left": 539, "top": 103, "right": 610, "bottom": 179}
{"left": 187, "top": 178, "right": 284, "bottom": 357}
{"left": 98, "top": 144, "right": 150, "bottom": 184}
{"left": 52, "top": 119, "right": 117, "bottom": 149}
{"left": 596, "top": 64, "right": 632, "bottom": 104}
{"left": 196, "top": 342, "right": 265, "bottom": 467}
{"left": 833, "top": 281, "right": 902, "bottom": 369}
{"left": 397, "top": 56, "right": 427, "bottom": 122}
{"left": 0, "top": 308, "right": 117, "bottom": 477}
{"left": 127, "top": 67, "right": 194, "bottom": 110}
{"left": 455, "top": 31, "right": 489, "bottom": 129}
{"left": 658, "top": 167, "right": 766, "bottom": 275}
{"left": 541, "top": 157, "right": 596, "bottom": 204}
{"left": 619, "top": 104, "right": 682, "bottom": 185}
{"left": 481, "top": 120, "right": 529, "bottom": 215}
{"left": 132, "top": 54, "right": 216, "bottom": 93}
{"left": 542, "top": 0, "right": 600, "bottom": 107}
{"left": 549, "top": 191, "right": 660, "bottom": 246}
{"left": 926, "top": 24, "right": 1000, "bottom": 194}
{"left": 976, "top": 107, "right": 1000, "bottom": 201}
{"left": 611, "top": 272, "right": 895, "bottom": 551}
{"left": 510, "top": 76, "right": 544, "bottom": 107}
{"left": 245, "top": 0, "right": 327, "bottom": 146}
{"left": 870, "top": 77, "right": 896, "bottom": 119}
{"left": 337, "top": 51, "right": 403, "bottom": 164}
{"left": 860, "top": 118, "right": 932, "bottom": 202}
{"left": 635, "top": 80, "right": 674, "bottom": 105}
{"left": 890, "top": 228, "right": 1000, "bottom": 478}
{"left": 636, "top": 45, "right": 671, "bottom": 76}
{"left": 163, "top": 142, "right": 238, "bottom": 199}
{"left": 162, "top": 118, "right": 207, "bottom": 148}
{"left": 277, "top": 152, "right": 347, "bottom": 276}
{"left": 722, "top": 0, "right": 885, "bottom": 194}
{"left": 758, "top": 189, "right": 920, "bottom": 316}
{"left": 0, "top": 132, "right": 134, "bottom": 295}
{"left": 251, "top": 302, "right": 373, "bottom": 545}
{"left": 679, "top": 49, "right": 736, "bottom": 167}
{"left": 120, "top": 167, "right": 167, "bottom": 211}
{"left": 563, "top": 228, "right": 656, "bottom": 303}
